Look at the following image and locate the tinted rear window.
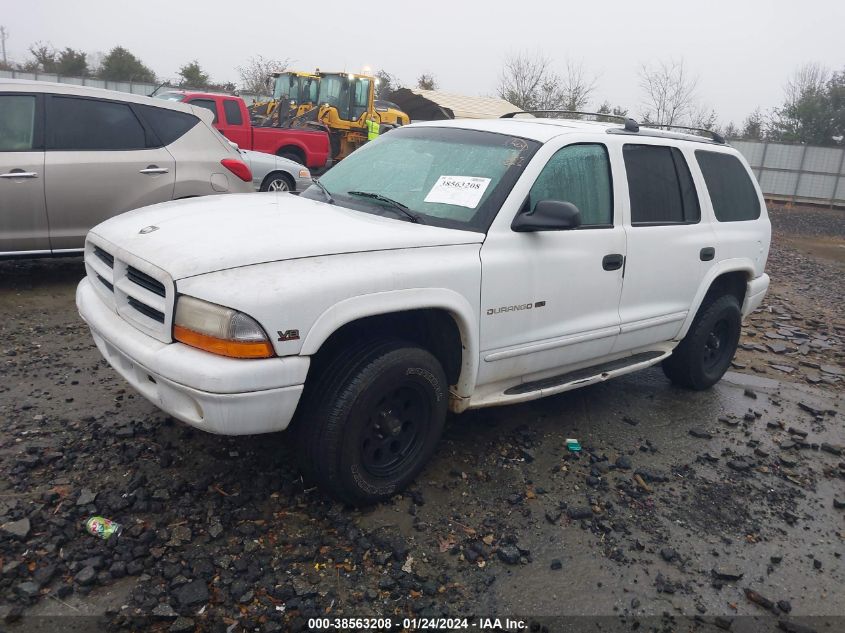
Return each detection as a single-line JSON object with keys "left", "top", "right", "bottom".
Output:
{"left": 48, "top": 96, "right": 146, "bottom": 151}
{"left": 624, "top": 144, "right": 700, "bottom": 225}
{"left": 223, "top": 100, "right": 243, "bottom": 125}
{"left": 136, "top": 104, "right": 199, "bottom": 146}
{"left": 695, "top": 151, "right": 761, "bottom": 222}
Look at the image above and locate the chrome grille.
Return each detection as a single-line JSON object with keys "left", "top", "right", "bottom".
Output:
{"left": 84, "top": 238, "right": 174, "bottom": 343}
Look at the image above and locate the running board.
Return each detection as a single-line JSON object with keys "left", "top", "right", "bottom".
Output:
{"left": 468, "top": 348, "right": 672, "bottom": 410}
{"left": 504, "top": 351, "right": 665, "bottom": 394}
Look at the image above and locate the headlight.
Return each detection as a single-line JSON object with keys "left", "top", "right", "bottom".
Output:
{"left": 173, "top": 296, "right": 274, "bottom": 359}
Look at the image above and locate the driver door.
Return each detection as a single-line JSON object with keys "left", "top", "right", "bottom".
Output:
{"left": 477, "top": 142, "right": 626, "bottom": 389}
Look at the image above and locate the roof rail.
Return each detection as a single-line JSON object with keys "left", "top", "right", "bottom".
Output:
{"left": 501, "top": 110, "right": 640, "bottom": 132}
{"left": 638, "top": 123, "right": 725, "bottom": 144}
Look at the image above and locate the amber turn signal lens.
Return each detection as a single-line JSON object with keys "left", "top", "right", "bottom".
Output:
{"left": 173, "top": 325, "right": 274, "bottom": 359}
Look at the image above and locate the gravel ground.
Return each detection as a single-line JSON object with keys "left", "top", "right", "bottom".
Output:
{"left": 0, "top": 205, "right": 843, "bottom": 632}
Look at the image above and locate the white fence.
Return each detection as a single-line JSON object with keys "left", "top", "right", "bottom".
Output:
{"left": 0, "top": 69, "right": 266, "bottom": 105}
{"left": 732, "top": 139, "right": 845, "bottom": 208}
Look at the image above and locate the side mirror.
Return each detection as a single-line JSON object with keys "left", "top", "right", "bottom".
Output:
{"left": 511, "top": 200, "right": 582, "bottom": 232}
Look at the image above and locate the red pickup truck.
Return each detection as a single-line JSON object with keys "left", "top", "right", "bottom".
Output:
{"left": 154, "top": 91, "right": 330, "bottom": 170}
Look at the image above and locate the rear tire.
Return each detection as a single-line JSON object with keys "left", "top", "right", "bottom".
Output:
{"left": 294, "top": 340, "right": 448, "bottom": 505}
{"left": 662, "top": 294, "right": 742, "bottom": 390}
{"left": 279, "top": 151, "right": 304, "bottom": 165}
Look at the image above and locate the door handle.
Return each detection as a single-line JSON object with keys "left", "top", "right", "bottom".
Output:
{"left": 700, "top": 247, "right": 715, "bottom": 261}
{"left": 139, "top": 166, "right": 169, "bottom": 175}
{"left": 602, "top": 253, "right": 624, "bottom": 271}
{"left": 0, "top": 171, "right": 38, "bottom": 179}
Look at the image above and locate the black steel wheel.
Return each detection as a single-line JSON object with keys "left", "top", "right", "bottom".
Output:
{"left": 663, "top": 294, "right": 742, "bottom": 390}
{"left": 294, "top": 340, "right": 448, "bottom": 505}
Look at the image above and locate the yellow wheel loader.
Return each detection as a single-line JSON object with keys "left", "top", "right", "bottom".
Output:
{"left": 269, "top": 70, "right": 410, "bottom": 162}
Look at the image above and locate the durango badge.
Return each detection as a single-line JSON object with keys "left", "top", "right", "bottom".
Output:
{"left": 138, "top": 225, "right": 159, "bottom": 234}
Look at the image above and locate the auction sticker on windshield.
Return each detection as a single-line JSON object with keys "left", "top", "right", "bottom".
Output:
{"left": 424, "top": 175, "right": 491, "bottom": 208}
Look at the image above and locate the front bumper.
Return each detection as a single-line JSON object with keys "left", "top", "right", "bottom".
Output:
{"left": 76, "top": 278, "right": 308, "bottom": 435}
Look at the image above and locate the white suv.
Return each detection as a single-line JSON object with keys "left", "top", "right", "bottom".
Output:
{"left": 76, "top": 113, "right": 771, "bottom": 504}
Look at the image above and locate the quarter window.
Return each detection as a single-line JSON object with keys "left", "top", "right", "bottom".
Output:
{"left": 624, "top": 144, "right": 700, "bottom": 225}
{"left": 136, "top": 105, "right": 199, "bottom": 146}
{"left": 0, "top": 95, "right": 36, "bottom": 151}
{"left": 528, "top": 143, "right": 613, "bottom": 226}
{"left": 695, "top": 151, "right": 761, "bottom": 221}
{"left": 223, "top": 100, "right": 243, "bottom": 125}
{"left": 48, "top": 97, "right": 146, "bottom": 151}
{"left": 188, "top": 99, "right": 219, "bottom": 123}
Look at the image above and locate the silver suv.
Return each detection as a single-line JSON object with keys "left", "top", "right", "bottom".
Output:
{"left": 0, "top": 80, "right": 254, "bottom": 257}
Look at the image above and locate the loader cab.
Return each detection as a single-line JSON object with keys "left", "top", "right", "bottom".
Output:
{"left": 271, "top": 72, "right": 319, "bottom": 118}
{"left": 318, "top": 73, "right": 373, "bottom": 123}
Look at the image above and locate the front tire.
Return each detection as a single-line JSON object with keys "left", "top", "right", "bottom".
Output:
{"left": 662, "top": 294, "right": 742, "bottom": 390}
{"left": 294, "top": 340, "right": 448, "bottom": 505}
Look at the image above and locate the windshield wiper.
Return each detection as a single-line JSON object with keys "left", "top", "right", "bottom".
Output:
{"left": 311, "top": 178, "right": 334, "bottom": 204}
{"left": 347, "top": 191, "right": 424, "bottom": 224}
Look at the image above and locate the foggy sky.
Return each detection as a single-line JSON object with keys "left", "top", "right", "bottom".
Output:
{"left": 3, "top": 0, "right": 843, "bottom": 126}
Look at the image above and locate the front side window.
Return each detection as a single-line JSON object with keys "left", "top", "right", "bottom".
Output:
{"left": 303, "top": 127, "right": 540, "bottom": 232}
{"left": 696, "top": 151, "right": 761, "bottom": 222}
{"left": 223, "top": 100, "right": 243, "bottom": 125}
{"left": 48, "top": 97, "right": 146, "bottom": 151}
{"left": 624, "top": 144, "right": 700, "bottom": 225}
{"left": 0, "top": 95, "right": 36, "bottom": 151}
{"left": 528, "top": 143, "right": 613, "bottom": 226}
{"left": 188, "top": 98, "right": 218, "bottom": 123}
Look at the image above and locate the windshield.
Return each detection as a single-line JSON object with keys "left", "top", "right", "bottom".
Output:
{"left": 273, "top": 74, "right": 295, "bottom": 100}
{"left": 302, "top": 126, "right": 540, "bottom": 232}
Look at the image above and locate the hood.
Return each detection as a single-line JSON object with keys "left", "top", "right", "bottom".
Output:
{"left": 89, "top": 193, "right": 484, "bottom": 280}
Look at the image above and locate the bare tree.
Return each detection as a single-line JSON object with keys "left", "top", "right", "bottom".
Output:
{"left": 688, "top": 104, "right": 718, "bottom": 130}
{"left": 784, "top": 62, "right": 829, "bottom": 106}
{"left": 560, "top": 60, "right": 597, "bottom": 111}
{"left": 375, "top": 69, "right": 402, "bottom": 100}
{"left": 498, "top": 52, "right": 599, "bottom": 113}
{"left": 638, "top": 59, "right": 699, "bottom": 126}
{"left": 237, "top": 55, "right": 289, "bottom": 95}
{"left": 497, "top": 51, "right": 560, "bottom": 110}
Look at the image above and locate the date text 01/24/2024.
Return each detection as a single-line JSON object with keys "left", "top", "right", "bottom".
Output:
{"left": 307, "top": 617, "right": 527, "bottom": 630}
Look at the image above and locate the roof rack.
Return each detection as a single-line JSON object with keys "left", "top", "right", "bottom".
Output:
{"left": 501, "top": 110, "right": 727, "bottom": 145}
{"left": 501, "top": 110, "right": 640, "bottom": 132}
{"left": 638, "top": 123, "right": 725, "bottom": 144}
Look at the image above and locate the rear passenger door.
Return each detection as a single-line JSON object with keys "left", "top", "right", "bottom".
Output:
{"left": 694, "top": 149, "right": 766, "bottom": 265}
{"left": 44, "top": 95, "right": 176, "bottom": 252}
{"left": 613, "top": 143, "right": 716, "bottom": 353}
{"left": 0, "top": 92, "right": 49, "bottom": 255}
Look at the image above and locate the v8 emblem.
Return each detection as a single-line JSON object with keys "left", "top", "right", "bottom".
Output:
{"left": 277, "top": 329, "right": 300, "bottom": 342}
